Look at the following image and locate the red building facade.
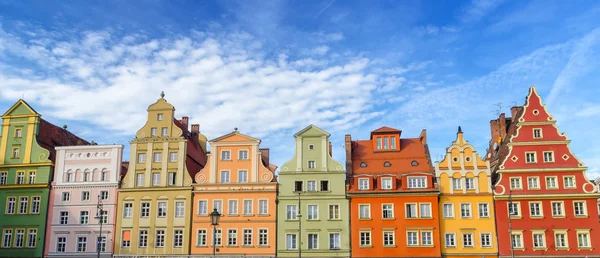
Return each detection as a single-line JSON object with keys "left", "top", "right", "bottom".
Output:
{"left": 487, "top": 86, "right": 600, "bottom": 257}
{"left": 345, "top": 127, "right": 441, "bottom": 258}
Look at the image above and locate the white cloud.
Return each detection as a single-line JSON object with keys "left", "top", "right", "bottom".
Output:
{"left": 460, "top": 0, "right": 504, "bottom": 23}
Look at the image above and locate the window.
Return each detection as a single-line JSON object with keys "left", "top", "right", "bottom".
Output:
{"left": 169, "top": 152, "right": 177, "bottom": 162}
{"left": 137, "top": 153, "right": 146, "bottom": 163}
{"left": 28, "top": 172, "right": 35, "bottom": 184}
{"left": 81, "top": 191, "right": 90, "bottom": 201}
{"left": 124, "top": 203, "right": 133, "bottom": 218}
{"left": 3, "top": 229, "right": 12, "bottom": 248}
{"left": 443, "top": 203, "right": 454, "bottom": 218}
{"left": 510, "top": 177, "right": 522, "bottom": 189}
{"left": 525, "top": 152, "right": 537, "bottom": 163}
{"left": 157, "top": 202, "right": 167, "bottom": 217}
{"left": 176, "top": 202, "right": 185, "bottom": 217}
{"left": 358, "top": 178, "right": 369, "bottom": 190}
{"left": 453, "top": 178, "right": 462, "bottom": 190}
{"left": 376, "top": 137, "right": 382, "bottom": 150}
{"left": 15, "top": 128, "right": 22, "bottom": 138}
{"left": 239, "top": 150, "right": 248, "bottom": 160}
{"left": 320, "top": 180, "right": 329, "bottom": 191}
{"left": 83, "top": 170, "right": 90, "bottom": 182}
{"left": 308, "top": 233, "right": 318, "bottom": 249}
{"left": 574, "top": 201, "right": 587, "bottom": 216}
{"left": 422, "top": 231, "right": 433, "bottom": 246}
{"left": 511, "top": 233, "right": 523, "bottom": 248}
{"left": 7, "top": 197, "right": 16, "bottom": 214}
{"left": 61, "top": 192, "right": 70, "bottom": 202}
{"left": 226, "top": 199, "right": 238, "bottom": 215}
{"left": 407, "top": 231, "right": 418, "bottom": 246}
{"left": 533, "top": 233, "right": 545, "bottom": 248}
{"left": 97, "top": 236, "right": 106, "bottom": 252}
{"left": 79, "top": 211, "right": 89, "bottom": 224}
{"left": 228, "top": 229, "right": 237, "bottom": 246}
{"left": 481, "top": 233, "right": 492, "bottom": 247}
{"left": 308, "top": 144, "right": 314, "bottom": 150}
{"left": 360, "top": 162, "right": 367, "bottom": 168}
{"left": 19, "top": 197, "right": 28, "bottom": 214}
{"left": 307, "top": 181, "right": 317, "bottom": 191}
{"left": 329, "top": 233, "right": 340, "bottom": 249}
{"left": 198, "top": 200, "right": 208, "bottom": 215}
{"left": 238, "top": 170, "right": 248, "bottom": 183}
{"left": 407, "top": 176, "right": 426, "bottom": 188}
{"left": 155, "top": 230, "right": 165, "bottom": 247}
{"left": 141, "top": 202, "right": 150, "bottom": 217}
{"left": 157, "top": 113, "right": 163, "bottom": 120}
{"left": 136, "top": 174, "right": 144, "bottom": 186}
{"left": 382, "top": 204, "right": 394, "bottom": 219}
{"left": 329, "top": 204, "right": 340, "bottom": 220}
{"left": 508, "top": 202, "right": 521, "bottom": 217}
{"left": 100, "top": 191, "right": 109, "bottom": 200}
{"left": 360, "top": 231, "right": 371, "bottom": 246}
{"left": 359, "top": 204, "right": 370, "bottom": 219}
{"left": 406, "top": 204, "right": 417, "bottom": 218}
{"left": 391, "top": 136, "right": 396, "bottom": 148}
{"left": 161, "top": 127, "right": 167, "bottom": 136}
{"left": 243, "top": 229, "right": 253, "bottom": 246}
{"left": 564, "top": 176, "right": 575, "bottom": 188}
{"left": 308, "top": 205, "right": 318, "bottom": 220}
{"left": 60, "top": 211, "right": 69, "bottom": 224}
{"left": 286, "top": 205, "right": 297, "bottom": 220}
{"left": 77, "top": 237, "right": 87, "bottom": 252}
{"left": 12, "top": 148, "right": 19, "bottom": 158}
{"left": 139, "top": 230, "right": 148, "bottom": 247}
{"left": 528, "top": 177, "right": 539, "bottom": 189}
{"left": 552, "top": 202, "right": 564, "bottom": 217}
{"left": 420, "top": 203, "right": 432, "bottom": 218}
{"left": 543, "top": 151, "right": 554, "bottom": 162}
{"left": 465, "top": 178, "right": 474, "bottom": 190}
{"left": 478, "top": 203, "right": 489, "bottom": 218}
{"left": 174, "top": 230, "right": 183, "bottom": 247}
{"left": 15, "top": 229, "right": 24, "bottom": 248}
{"left": 221, "top": 150, "right": 231, "bottom": 160}
{"left": 101, "top": 170, "right": 107, "bottom": 181}
{"left": 243, "top": 200, "right": 253, "bottom": 215}
{"left": 462, "top": 233, "right": 473, "bottom": 247}
{"left": 546, "top": 176, "right": 557, "bottom": 189}
{"left": 460, "top": 203, "right": 471, "bottom": 218}
{"left": 383, "top": 137, "right": 389, "bottom": 150}
{"left": 215, "top": 229, "right": 222, "bottom": 246}
{"left": 150, "top": 128, "right": 157, "bottom": 136}
{"left": 445, "top": 233, "right": 456, "bottom": 247}
{"left": 383, "top": 231, "right": 395, "bottom": 246}
{"left": 286, "top": 234, "right": 297, "bottom": 250}
{"left": 577, "top": 232, "right": 590, "bottom": 248}
{"left": 152, "top": 173, "right": 160, "bottom": 186}
{"left": 220, "top": 171, "right": 230, "bottom": 183}
{"left": 168, "top": 172, "right": 176, "bottom": 185}
{"left": 213, "top": 200, "right": 222, "bottom": 213}
{"left": 56, "top": 237, "right": 66, "bottom": 252}
{"left": 533, "top": 128, "right": 542, "bottom": 138}
{"left": 122, "top": 230, "right": 131, "bottom": 247}
{"left": 153, "top": 152, "right": 161, "bottom": 162}
{"left": 294, "top": 181, "right": 303, "bottom": 192}
{"left": 17, "top": 172, "right": 24, "bottom": 184}
{"left": 197, "top": 229, "right": 207, "bottom": 246}
{"left": 381, "top": 177, "right": 392, "bottom": 189}
{"left": 308, "top": 160, "right": 316, "bottom": 169}
{"left": 530, "top": 202, "right": 542, "bottom": 217}
{"left": 99, "top": 210, "right": 108, "bottom": 224}
{"left": 0, "top": 172, "right": 6, "bottom": 185}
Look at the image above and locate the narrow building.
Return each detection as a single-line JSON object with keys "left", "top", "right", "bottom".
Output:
{"left": 487, "top": 86, "right": 600, "bottom": 257}
{"left": 190, "top": 128, "right": 278, "bottom": 257}
{"left": 346, "top": 126, "right": 440, "bottom": 258}
{"left": 45, "top": 144, "right": 124, "bottom": 258}
{"left": 277, "top": 125, "right": 350, "bottom": 257}
{"left": 435, "top": 127, "right": 498, "bottom": 258}
{"left": 0, "top": 100, "right": 89, "bottom": 257}
{"left": 113, "top": 93, "right": 207, "bottom": 257}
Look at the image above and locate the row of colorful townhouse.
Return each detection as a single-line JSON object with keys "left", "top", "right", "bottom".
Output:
{"left": 0, "top": 86, "right": 598, "bottom": 258}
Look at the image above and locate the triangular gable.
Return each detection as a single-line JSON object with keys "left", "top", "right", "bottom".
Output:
{"left": 211, "top": 131, "right": 261, "bottom": 143}
{"left": 293, "top": 124, "right": 330, "bottom": 137}
{"left": 518, "top": 86, "right": 555, "bottom": 123}
{"left": 372, "top": 126, "right": 401, "bottom": 133}
{"left": 2, "top": 99, "right": 39, "bottom": 117}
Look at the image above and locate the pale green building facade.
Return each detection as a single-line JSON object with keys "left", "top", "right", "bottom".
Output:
{"left": 277, "top": 125, "right": 350, "bottom": 258}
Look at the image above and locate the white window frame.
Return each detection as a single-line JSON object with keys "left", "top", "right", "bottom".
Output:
{"left": 407, "top": 176, "right": 427, "bottom": 188}
{"left": 460, "top": 203, "right": 472, "bottom": 218}
{"left": 359, "top": 204, "right": 370, "bottom": 219}
{"left": 510, "top": 177, "right": 522, "bottom": 190}
{"left": 563, "top": 176, "right": 576, "bottom": 189}
{"left": 543, "top": 151, "right": 554, "bottom": 163}
{"left": 358, "top": 178, "right": 369, "bottom": 190}
{"left": 525, "top": 152, "right": 537, "bottom": 163}
{"left": 381, "top": 177, "right": 392, "bottom": 190}
{"left": 527, "top": 176, "right": 540, "bottom": 189}
{"left": 443, "top": 203, "right": 454, "bottom": 218}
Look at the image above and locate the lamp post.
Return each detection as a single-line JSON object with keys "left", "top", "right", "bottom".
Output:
{"left": 94, "top": 195, "right": 104, "bottom": 258}
{"left": 508, "top": 189, "right": 515, "bottom": 258}
{"left": 210, "top": 208, "right": 221, "bottom": 258}
{"left": 297, "top": 191, "right": 302, "bottom": 258}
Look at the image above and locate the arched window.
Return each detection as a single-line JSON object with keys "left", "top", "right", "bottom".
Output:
{"left": 411, "top": 160, "right": 418, "bottom": 166}
{"left": 66, "top": 170, "right": 73, "bottom": 182}
{"left": 84, "top": 169, "right": 91, "bottom": 182}
{"left": 101, "top": 169, "right": 109, "bottom": 181}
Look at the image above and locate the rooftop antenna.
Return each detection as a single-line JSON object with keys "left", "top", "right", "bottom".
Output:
{"left": 494, "top": 102, "right": 503, "bottom": 116}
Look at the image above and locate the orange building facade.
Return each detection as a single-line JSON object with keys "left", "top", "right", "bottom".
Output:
{"left": 345, "top": 127, "right": 441, "bottom": 258}
{"left": 190, "top": 129, "right": 277, "bottom": 257}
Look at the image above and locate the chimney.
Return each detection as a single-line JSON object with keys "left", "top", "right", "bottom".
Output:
{"left": 191, "top": 124, "right": 199, "bottom": 134}
{"left": 181, "top": 116, "right": 189, "bottom": 130}
{"left": 510, "top": 106, "right": 522, "bottom": 121}
{"left": 419, "top": 129, "right": 427, "bottom": 145}
{"left": 328, "top": 141, "right": 333, "bottom": 156}
{"left": 259, "top": 148, "right": 270, "bottom": 165}
{"left": 345, "top": 134, "right": 353, "bottom": 177}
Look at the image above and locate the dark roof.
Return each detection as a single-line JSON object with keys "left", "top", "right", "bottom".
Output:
{"left": 173, "top": 118, "right": 208, "bottom": 180}
{"left": 37, "top": 118, "right": 90, "bottom": 163}
{"left": 121, "top": 161, "right": 130, "bottom": 178}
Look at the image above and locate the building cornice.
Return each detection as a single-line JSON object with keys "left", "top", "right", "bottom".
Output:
{"left": 347, "top": 192, "right": 440, "bottom": 197}
{"left": 0, "top": 183, "right": 48, "bottom": 189}
{"left": 494, "top": 193, "right": 600, "bottom": 200}
{"left": 52, "top": 184, "right": 119, "bottom": 189}
{"left": 497, "top": 167, "right": 587, "bottom": 173}
{"left": 0, "top": 162, "right": 53, "bottom": 168}
{"left": 118, "top": 186, "right": 192, "bottom": 192}
{"left": 508, "top": 140, "right": 570, "bottom": 146}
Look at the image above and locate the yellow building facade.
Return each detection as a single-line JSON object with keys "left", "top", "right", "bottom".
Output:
{"left": 114, "top": 93, "right": 207, "bottom": 257}
{"left": 434, "top": 127, "right": 498, "bottom": 258}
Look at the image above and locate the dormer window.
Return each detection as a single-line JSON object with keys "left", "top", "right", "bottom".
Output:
{"left": 383, "top": 137, "right": 389, "bottom": 150}
{"left": 390, "top": 137, "right": 396, "bottom": 149}
{"left": 408, "top": 177, "right": 426, "bottom": 189}
{"left": 360, "top": 162, "right": 367, "bottom": 168}
{"left": 533, "top": 128, "right": 542, "bottom": 139}
{"left": 376, "top": 137, "right": 382, "bottom": 150}
{"left": 411, "top": 160, "right": 418, "bottom": 166}
{"left": 381, "top": 177, "right": 392, "bottom": 190}
{"left": 157, "top": 113, "right": 163, "bottom": 121}
{"left": 384, "top": 161, "right": 391, "bottom": 167}
{"left": 358, "top": 178, "right": 369, "bottom": 190}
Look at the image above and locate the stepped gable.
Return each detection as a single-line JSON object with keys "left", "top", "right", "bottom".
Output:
{"left": 37, "top": 118, "right": 90, "bottom": 163}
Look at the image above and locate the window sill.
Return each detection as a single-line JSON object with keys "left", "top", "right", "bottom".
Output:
{"left": 228, "top": 214, "right": 239, "bottom": 217}
{"left": 257, "top": 214, "right": 270, "bottom": 217}
{"left": 382, "top": 218, "right": 396, "bottom": 220}
{"left": 359, "top": 245, "right": 372, "bottom": 248}
{"left": 226, "top": 245, "right": 239, "bottom": 248}
{"left": 574, "top": 215, "right": 588, "bottom": 218}
{"left": 257, "top": 245, "right": 270, "bottom": 248}
{"left": 358, "top": 218, "right": 372, "bottom": 221}
{"left": 328, "top": 219, "right": 342, "bottom": 221}
{"left": 242, "top": 214, "right": 255, "bottom": 217}
{"left": 555, "top": 247, "right": 570, "bottom": 251}
{"left": 406, "top": 217, "right": 434, "bottom": 220}
{"left": 533, "top": 247, "right": 548, "bottom": 251}
{"left": 552, "top": 216, "right": 566, "bottom": 219}
{"left": 513, "top": 248, "right": 525, "bottom": 251}
{"left": 284, "top": 219, "right": 299, "bottom": 222}
{"left": 530, "top": 216, "right": 544, "bottom": 219}
{"left": 306, "top": 219, "right": 321, "bottom": 222}
{"left": 383, "top": 245, "right": 396, "bottom": 248}
{"left": 578, "top": 247, "right": 592, "bottom": 251}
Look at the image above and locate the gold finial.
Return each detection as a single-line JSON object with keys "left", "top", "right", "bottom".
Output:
{"left": 234, "top": 127, "right": 238, "bottom": 131}
{"left": 160, "top": 91, "right": 165, "bottom": 98}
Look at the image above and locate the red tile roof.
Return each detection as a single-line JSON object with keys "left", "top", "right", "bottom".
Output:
{"left": 372, "top": 126, "right": 401, "bottom": 133}
{"left": 37, "top": 119, "right": 90, "bottom": 163}
{"left": 351, "top": 138, "right": 432, "bottom": 174}
{"left": 173, "top": 118, "right": 207, "bottom": 181}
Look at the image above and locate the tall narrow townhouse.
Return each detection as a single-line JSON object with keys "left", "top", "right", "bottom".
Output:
{"left": 44, "top": 144, "right": 124, "bottom": 258}
{"left": 190, "top": 128, "right": 278, "bottom": 257}
{"left": 0, "top": 100, "right": 89, "bottom": 257}
{"left": 277, "top": 125, "right": 350, "bottom": 258}
{"left": 113, "top": 93, "right": 208, "bottom": 257}
{"left": 346, "top": 127, "right": 441, "bottom": 258}
{"left": 435, "top": 127, "right": 497, "bottom": 258}
{"left": 486, "top": 86, "right": 600, "bottom": 257}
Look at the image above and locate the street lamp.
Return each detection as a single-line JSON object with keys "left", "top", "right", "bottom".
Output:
{"left": 94, "top": 195, "right": 104, "bottom": 258}
{"left": 297, "top": 191, "right": 302, "bottom": 258}
{"left": 508, "top": 189, "right": 516, "bottom": 258}
{"left": 210, "top": 208, "right": 221, "bottom": 258}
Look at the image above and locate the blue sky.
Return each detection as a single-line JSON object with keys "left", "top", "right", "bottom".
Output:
{"left": 1, "top": 0, "right": 599, "bottom": 179}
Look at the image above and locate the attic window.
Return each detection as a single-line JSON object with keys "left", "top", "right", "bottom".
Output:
{"left": 360, "top": 162, "right": 367, "bottom": 168}
{"left": 157, "top": 113, "right": 163, "bottom": 120}
{"left": 465, "top": 157, "right": 472, "bottom": 162}
{"left": 411, "top": 160, "right": 418, "bottom": 166}
{"left": 532, "top": 109, "right": 540, "bottom": 115}
{"left": 452, "top": 157, "right": 459, "bottom": 162}
{"left": 309, "top": 144, "right": 314, "bottom": 150}
{"left": 383, "top": 161, "right": 391, "bottom": 167}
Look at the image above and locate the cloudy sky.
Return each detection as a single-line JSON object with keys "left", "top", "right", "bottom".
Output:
{"left": 1, "top": 0, "right": 599, "bottom": 179}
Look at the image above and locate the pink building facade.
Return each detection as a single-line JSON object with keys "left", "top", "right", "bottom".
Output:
{"left": 44, "top": 145, "right": 124, "bottom": 258}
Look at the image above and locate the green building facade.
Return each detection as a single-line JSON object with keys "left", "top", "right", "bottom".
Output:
{"left": 0, "top": 100, "right": 88, "bottom": 257}
{"left": 277, "top": 125, "right": 350, "bottom": 258}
